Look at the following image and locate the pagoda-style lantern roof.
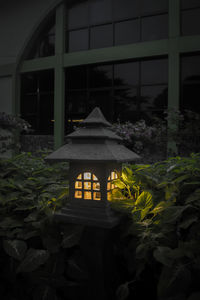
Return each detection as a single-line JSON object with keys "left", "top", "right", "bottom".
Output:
{"left": 46, "top": 107, "right": 139, "bottom": 163}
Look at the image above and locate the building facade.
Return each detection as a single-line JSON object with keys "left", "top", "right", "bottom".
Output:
{"left": 0, "top": 0, "right": 200, "bottom": 150}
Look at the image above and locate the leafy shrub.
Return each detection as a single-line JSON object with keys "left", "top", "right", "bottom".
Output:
{"left": 111, "top": 153, "right": 200, "bottom": 300}
{"left": 0, "top": 112, "right": 31, "bottom": 155}
{"left": 0, "top": 152, "right": 86, "bottom": 300}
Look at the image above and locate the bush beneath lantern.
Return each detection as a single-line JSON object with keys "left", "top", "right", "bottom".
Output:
{"left": 0, "top": 153, "right": 200, "bottom": 300}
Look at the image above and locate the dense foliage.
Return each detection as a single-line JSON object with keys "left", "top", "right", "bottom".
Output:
{"left": 112, "top": 153, "right": 200, "bottom": 300}
{"left": 0, "top": 152, "right": 200, "bottom": 300}
{"left": 111, "top": 109, "right": 200, "bottom": 161}
{"left": 0, "top": 112, "right": 30, "bottom": 155}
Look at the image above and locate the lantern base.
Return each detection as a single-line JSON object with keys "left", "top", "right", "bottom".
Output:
{"left": 54, "top": 205, "right": 120, "bottom": 228}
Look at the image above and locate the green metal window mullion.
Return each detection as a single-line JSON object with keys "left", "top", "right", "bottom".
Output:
{"left": 167, "top": 0, "right": 180, "bottom": 155}
{"left": 54, "top": 3, "right": 65, "bottom": 149}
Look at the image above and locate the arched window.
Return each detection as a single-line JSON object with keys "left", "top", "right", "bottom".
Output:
{"left": 74, "top": 172, "right": 101, "bottom": 201}
{"left": 26, "top": 15, "right": 55, "bottom": 60}
{"left": 107, "top": 171, "right": 118, "bottom": 200}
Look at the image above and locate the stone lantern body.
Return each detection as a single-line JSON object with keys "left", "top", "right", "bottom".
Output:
{"left": 46, "top": 107, "right": 139, "bottom": 228}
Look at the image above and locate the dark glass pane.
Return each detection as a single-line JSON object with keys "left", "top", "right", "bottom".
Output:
{"left": 114, "top": 88, "right": 138, "bottom": 122}
{"left": 142, "top": 14, "right": 168, "bottom": 41}
{"left": 88, "top": 90, "right": 113, "bottom": 121}
{"left": 66, "top": 66, "right": 87, "bottom": 90}
{"left": 181, "top": 84, "right": 200, "bottom": 113}
{"left": 181, "top": 55, "right": 200, "bottom": 82}
{"left": 37, "top": 35, "right": 55, "bottom": 57}
{"left": 65, "top": 91, "right": 87, "bottom": 132}
{"left": 39, "top": 70, "right": 54, "bottom": 92}
{"left": 114, "top": 62, "right": 139, "bottom": 86}
{"left": 67, "top": 2, "right": 89, "bottom": 30}
{"left": 21, "top": 73, "right": 37, "bottom": 94}
{"left": 89, "top": 65, "right": 112, "bottom": 88}
{"left": 21, "top": 95, "right": 37, "bottom": 115}
{"left": 141, "top": 59, "right": 168, "bottom": 84}
{"left": 181, "top": 0, "right": 200, "bottom": 9}
{"left": 89, "top": 0, "right": 112, "bottom": 25}
{"left": 113, "top": 0, "right": 140, "bottom": 21}
{"left": 90, "top": 24, "right": 113, "bottom": 49}
{"left": 115, "top": 20, "right": 140, "bottom": 46}
{"left": 27, "top": 16, "right": 55, "bottom": 59}
{"left": 68, "top": 29, "right": 89, "bottom": 52}
{"left": 140, "top": 0, "right": 168, "bottom": 15}
{"left": 140, "top": 85, "right": 168, "bottom": 111}
{"left": 181, "top": 9, "right": 200, "bottom": 36}
{"left": 39, "top": 93, "right": 54, "bottom": 134}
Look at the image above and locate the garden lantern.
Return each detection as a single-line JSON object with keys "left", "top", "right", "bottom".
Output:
{"left": 45, "top": 107, "right": 140, "bottom": 228}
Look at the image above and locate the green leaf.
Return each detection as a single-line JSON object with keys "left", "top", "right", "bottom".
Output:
{"left": 153, "top": 246, "right": 174, "bottom": 266}
{"left": 17, "top": 248, "right": 50, "bottom": 273}
{"left": 187, "top": 292, "right": 200, "bottom": 300}
{"left": 33, "top": 285, "right": 57, "bottom": 300}
{"left": 3, "top": 239, "right": 27, "bottom": 261}
{"left": 163, "top": 205, "right": 191, "bottom": 223}
{"left": 135, "top": 191, "right": 153, "bottom": 209}
{"left": 114, "top": 179, "right": 127, "bottom": 189}
{"left": 179, "top": 215, "right": 198, "bottom": 229}
{"left": 62, "top": 229, "right": 82, "bottom": 249}
{"left": 0, "top": 217, "right": 23, "bottom": 229}
{"left": 116, "top": 283, "right": 129, "bottom": 300}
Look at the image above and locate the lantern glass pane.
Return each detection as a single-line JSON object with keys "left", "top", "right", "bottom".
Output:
{"left": 93, "top": 182, "right": 100, "bottom": 190}
{"left": 84, "top": 172, "right": 91, "bottom": 180}
{"left": 93, "top": 174, "right": 98, "bottom": 181}
{"left": 75, "top": 191, "right": 82, "bottom": 198}
{"left": 75, "top": 181, "right": 82, "bottom": 189}
{"left": 84, "top": 191, "right": 92, "bottom": 200}
{"left": 94, "top": 192, "right": 101, "bottom": 201}
{"left": 84, "top": 182, "right": 91, "bottom": 190}
{"left": 77, "top": 174, "right": 82, "bottom": 180}
{"left": 107, "top": 182, "right": 111, "bottom": 190}
{"left": 107, "top": 192, "right": 111, "bottom": 201}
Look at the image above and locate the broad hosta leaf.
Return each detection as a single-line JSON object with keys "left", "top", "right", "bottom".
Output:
{"left": 33, "top": 285, "right": 57, "bottom": 300}
{"left": 116, "top": 283, "right": 129, "bottom": 300}
{"left": 17, "top": 248, "right": 50, "bottom": 273}
{"left": 187, "top": 292, "right": 200, "bottom": 300}
{"left": 0, "top": 217, "right": 23, "bottom": 229}
{"left": 179, "top": 215, "right": 198, "bottom": 229}
{"left": 162, "top": 205, "right": 191, "bottom": 223}
{"left": 3, "top": 239, "right": 27, "bottom": 261}
{"left": 153, "top": 246, "right": 174, "bottom": 266}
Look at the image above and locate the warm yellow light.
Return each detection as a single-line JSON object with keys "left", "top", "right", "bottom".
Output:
{"left": 75, "top": 191, "right": 82, "bottom": 198}
{"left": 93, "top": 182, "right": 100, "bottom": 190}
{"left": 94, "top": 192, "right": 101, "bottom": 201}
{"left": 107, "top": 192, "right": 111, "bottom": 201}
{"left": 84, "top": 172, "right": 91, "bottom": 180}
{"left": 107, "top": 182, "right": 111, "bottom": 190}
{"left": 75, "top": 181, "right": 82, "bottom": 189}
{"left": 111, "top": 172, "right": 118, "bottom": 180}
{"left": 84, "top": 182, "right": 91, "bottom": 190}
{"left": 93, "top": 174, "right": 98, "bottom": 181}
{"left": 77, "top": 174, "right": 82, "bottom": 180}
{"left": 84, "top": 191, "right": 92, "bottom": 200}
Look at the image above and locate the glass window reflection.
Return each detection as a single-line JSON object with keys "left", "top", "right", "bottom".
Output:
{"left": 142, "top": 14, "right": 168, "bottom": 41}
{"left": 90, "top": 24, "right": 113, "bottom": 49}
{"left": 68, "top": 29, "right": 89, "bottom": 52}
{"left": 141, "top": 59, "right": 168, "bottom": 85}
{"left": 89, "top": 65, "right": 112, "bottom": 88}
{"left": 115, "top": 20, "right": 140, "bottom": 46}
{"left": 181, "top": 8, "right": 200, "bottom": 36}
{"left": 89, "top": 0, "right": 112, "bottom": 25}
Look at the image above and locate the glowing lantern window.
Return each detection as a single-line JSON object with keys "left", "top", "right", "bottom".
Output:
{"left": 107, "top": 171, "right": 118, "bottom": 201}
{"left": 75, "top": 172, "right": 101, "bottom": 200}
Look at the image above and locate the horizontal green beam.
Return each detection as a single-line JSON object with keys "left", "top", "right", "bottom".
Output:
{"left": 20, "top": 56, "right": 55, "bottom": 73}
{"left": 0, "top": 63, "right": 15, "bottom": 77}
{"left": 63, "top": 39, "right": 169, "bottom": 67}
{"left": 179, "top": 35, "right": 200, "bottom": 53}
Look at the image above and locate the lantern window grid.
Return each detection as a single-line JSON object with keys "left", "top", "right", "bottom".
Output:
{"left": 74, "top": 172, "right": 101, "bottom": 201}
{"left": 107, "top": 171, "right": 118, "bottom": 201}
